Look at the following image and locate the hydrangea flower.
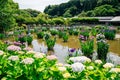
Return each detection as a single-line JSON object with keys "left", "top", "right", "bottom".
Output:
{"left": 7, "top": 45, "right": 21, "bottom": 51}
{"left": 56, "top": 63, "right": 64, "bottom": 67}
{"left": 26, "top": 51, "right": 36, "bottom": 54}
{"left": 17, "top": 51, "right": 24, "bottom": 54}
{"left": 34, "top": 53, "right": 45, "bottom": 58}
{"left": 58, "top": 67, "right": 66, "bottom": 72}
{"left": 47, "top": 55, "right": 57, "bottom": 60}
{"left": 0, "top": 50, "right": 4, "bottom": 56}
{"left": 23, "top": 47, "right": 33, "bottom": 51}
{"left": 63, "top": 72, "right": 71, "bottom": 78}
{"left": 21, "top": 58, "right": 34, "bottom": 64}
{"left": 103, "top": 63, "right": 114, "bottom": 68}
{"left": 69, "top": 56, "right": 91, "bottom": 63}
{"left": 8, "top": 56, "right": 19, "bottom": 61}
{"left": 95, "top": 60, "right": 102, "bottom": 64}
{"left": 71, "top": 62, "right": 85, "bottom": 72}
{"left": 13, "top": 41, "right": 22, "bottom": 46}
{"left": 109, "top": 68, "right": 120, "bottom": 73}
{"left": 87, "top": 66, "right": 94, "bottom": 70}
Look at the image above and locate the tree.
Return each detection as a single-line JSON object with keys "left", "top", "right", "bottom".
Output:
{"left": 0, "top": 0, "right": 18, "bottom": 33}
{"left": 94, "top": 5, "right": 117, "bottom": 16}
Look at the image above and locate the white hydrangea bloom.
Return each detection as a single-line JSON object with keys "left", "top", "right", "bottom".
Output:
{"left": 103, "top": 63, "right": 114, "bottom": 68}
{"left": 87, "top": 66, "right": 94, "bottom": 70}
{"left": 69, "top": 56, "right": 91, "bottom": 63}
{"left": 8, "top": 56, "right": 19, "bottom": 61}
{"left": 21, "top": 58, "right": 34, "bottom": 64}
{"left": 0, "top": 50, "right": 4, "bottom": 56}
{"left": 56, "top": 63, "right": 64, "bottom": 67}
{"left": 95, "top": 60, "right": 102, "bottom": 64}
{"left": 34, "top": 53, "right": 45, "bottom": 58}
{"left": 18, "top": 51, "right": 24, "bottom": 54}
{"left": 109, "top": 68, "right": 120, "bottom": 73}
{"left": 58, "top": 67, "right": 66, "bottom": 72}
{"left": 26, "top": 51, "right": 36, "bottom": 54}
{"left": 71, "top": 62, "right": 85, "bottom": 72}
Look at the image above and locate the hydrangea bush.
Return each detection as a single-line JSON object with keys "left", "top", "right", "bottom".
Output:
{"left": 0, "top": 48, "right": 120, "bottom": 80}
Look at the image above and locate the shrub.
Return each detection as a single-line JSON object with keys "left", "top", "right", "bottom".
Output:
{"left": 37, "top": 32, "right": 44, "bottom": 39}
{"left": 104, "top": 29, "right": 116, "bottom": 40}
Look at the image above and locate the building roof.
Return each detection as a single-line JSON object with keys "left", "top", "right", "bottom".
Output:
{"left": 111, "top": 16, "right": 120, "bottom": 22}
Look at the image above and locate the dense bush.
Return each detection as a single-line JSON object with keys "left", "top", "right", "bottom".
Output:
{"left": 37, "top": 32, "right": 44, "bottom": 39}
{"left": 104, "top": 29, "right": 116, "bottom": 40}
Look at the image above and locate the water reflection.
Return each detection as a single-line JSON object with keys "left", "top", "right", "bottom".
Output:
{"left": 32, "top": 39, "right": 120, "bottom": 65}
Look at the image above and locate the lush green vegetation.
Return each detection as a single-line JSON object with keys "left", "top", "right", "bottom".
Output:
{"left": 44, "top": 0, "right": 120, "bottom": 17}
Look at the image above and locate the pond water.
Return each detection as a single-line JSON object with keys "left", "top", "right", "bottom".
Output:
{"left": 32, "top": 35, "right": 120, "bottom": 65}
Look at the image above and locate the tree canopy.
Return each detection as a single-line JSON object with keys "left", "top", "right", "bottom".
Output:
{"left": 44, "top": 0, "right": 120, "bottom": 17}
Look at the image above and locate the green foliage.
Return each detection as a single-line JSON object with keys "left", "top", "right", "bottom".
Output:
{"left": 63, "top": 34, "right": 69, "bottom": 42}
{"left": 97, "top": 41, "right": 109, "bottom": 61}
{"left": 73, "top": 29, "right": 79, "bottom": 36}
{"left": 80, "top": 31, "right": 89, "bottom": 38}
{"left": 58, "top": 31, "right": 64, "bottom": 38}
{"left": 50, "top": 29, "right": 58, "bottom": 36}
{"left": 52, "top": 18, "right": 65, "bottom": 25}
{"left": 45, "top": 38, "right": 56, "bottom": 50}
{"left": 42, "top": 27, "right": 47, "bottom": 31}
{"left": 0, "top": 0, "right": 17, "bottom": 32}
{"left": 68, "top": 29, "right": 74, "bottom": 35}
{"left": 23, "top": 9, "right": 41, "bottom": 17}
{"left": 0, "top": 34, "right": 5, "bottom": 39}
{"left": 81, "top": 40, "right": 94, "bottom": 57}
{"left": 44, "top": 0, "right": 120, "bottom": 17}
{"left": 71, "top": 17, "right": 99, "bottom": 23}
{"left": 96, "top": 34, "right": 109, "bottom": 61}
{"left": 91, "top": 28, "right": 97, "bottom": 36}
{"left": 93, "top": 5, "right": 117, "bottom": 16}
{"left": 37, "top": 32, "right": 44, "bottom": 39}
{"left": 104, "top": 30, "right": 116, "bottom": 40}
{"left": 18, "top": 35, "right": 33, "bottom": 45}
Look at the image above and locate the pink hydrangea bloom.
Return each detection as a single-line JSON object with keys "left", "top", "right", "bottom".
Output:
{"left": 47, "top": 55, "right": 57, "bottom": 60}
{"left": 23, "top": 47, "right": 33, "bottom": 51}
{"left": 7, "top": 45, "right": 21, "bottom": 51}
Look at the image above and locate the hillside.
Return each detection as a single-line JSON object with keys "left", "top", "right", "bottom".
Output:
{"left": 44, "top": 0, "right": 120, "bottom": 17}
